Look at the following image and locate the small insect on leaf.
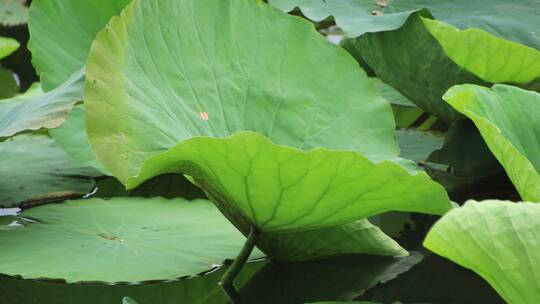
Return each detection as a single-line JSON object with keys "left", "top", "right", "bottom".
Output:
{"left": 371, "top": 10, "right": 384, "bottom": 16}
{"left": 199, "top": 111, "right": 209, "bottom": 121}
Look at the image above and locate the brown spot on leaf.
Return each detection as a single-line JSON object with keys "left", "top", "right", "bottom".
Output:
{"left": 199, "top": 111, "right": 209, "bottom": 121}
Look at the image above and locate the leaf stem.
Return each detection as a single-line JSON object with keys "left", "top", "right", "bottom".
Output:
{"left": 219, "top": 225, "right": 259, "bottom": 303}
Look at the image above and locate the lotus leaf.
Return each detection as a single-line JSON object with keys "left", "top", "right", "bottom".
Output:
{"left": 0, "top": 197, "right": 263, "bottom": 283}
{"left": 269, "top": 0, "right": 540, "bottom": 50}
{"left": 49, "top": 104, "right": 109, "bottom": 174}
{"left": 0, "top": 134, "right": 99, "bottom": 207}
{"left": 28, "top": 0, "right": 132, "bottom": 90}
{"left": 0, "top": 69, "right": 83, "bottom": 138}
{"left": 424, "top": 200, "right": 540, "bottom": 304}
{"left": 444, "top": 84, "right": 540, "bottom": 201}
{"left": 85, "top": 0, "right": 451, "bottom": 263}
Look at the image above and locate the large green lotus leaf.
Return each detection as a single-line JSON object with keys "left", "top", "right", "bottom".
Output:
{"left": 201, "top": 186, "right": 409, "bottom": 261}
{"left": 0, "top": 0, "right": 28, "bottom": 26}
{"left": 49, "top": 104, "right": 109, "bottom": 174}
{"left": 86, "top": 0, "right": 450, "bottom": 236}
{"left": 0, "top": 197, "right": 263, "bottom": 283}
{"left": 444, "top": 84, "right": 540, "bottom": 201}
{"left": 28, "top": 0, "right": 131, "bottom": 91}
{"left": 0, "top": 36, "right": 19, "bottom": 59}
{"left": 268, "top": 0, "right": 540, "bottom": 50}
{"left": 86, "top": 0, "right": 399, "bottom": 181}
{"left": 0, "top": 69, "right": 83, "bottom": 138}
{"left": 348, "top": 12, "right": 540, "bottom": 122}
{"left": 239, "top": 253, "right": 422, "bottom": 303}
{"left": 424, "top": 200, "right": 540, "bottom": 304}
{"left": 0, "top": 134, "right": 99, "bottom": 207}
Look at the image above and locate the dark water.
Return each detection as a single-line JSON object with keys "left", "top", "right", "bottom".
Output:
{"left": 0, "top": 253, "right": 503, "bottom": 304}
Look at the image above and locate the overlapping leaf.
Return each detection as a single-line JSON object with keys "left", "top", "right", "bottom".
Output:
{"left": 0, "top": 70, "right": 83, "bottom": 138}
{"left": 259, "top": 219, "right": 408, "bottom": 261}
{"left": 86, "top": 0, "right": 451, "bottom": 259}
{"left": 396, "top": 129, "right": 443, "bottom": 164}
{"left": 269, "top": 0, "right": 540, "bottom": 50}
{"left": 128, "top": 132, "right": 450, "bottom": 233}
{"left": 86, "top": 0, "right": 399, "bottom": 181}
{"left": 428, "top": 120, "right": 499, "bottom": 177}
{"left": 0, "top": 0, "right": 28, "bottom": 26}
{"left": 371, "top": 78, "right": 435, "bottom": 129}
{"left": 423, "top": 18, "right": 540, "bottom": 84}
{"left": 269, "top": 0, "right": 419, "bottom": 38}
{"left": 424, "top": 200, "right": 540, "bottom": 304}
{"left": 0, "top": 134, "right": 99, "bottom": 207}
{"left": 0, "top": 197, "right": 262, "bottom": 283}
{"left": 349, "top": 13, "right": 487, "bottom": 122}
{"left": 28, "top": 0, "right": 132, "bottom": 91}
{"left": 49, "top": 104, "right": 108, "bottom": 174}
{"left": 443, "top": 84, "right": 540, "bottom": 201}
{"left": 202, "top": 183, "right": 410, "bottom": 261}
{"left": 345, "top": 10, "right": 540, "bottom": 122}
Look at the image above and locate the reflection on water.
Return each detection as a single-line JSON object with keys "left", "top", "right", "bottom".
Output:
{"left": 0, "top": 206, "right": 504, "bottom": 304}
{"left": 238, "top": 253, "right": 421, "bottom": 304}
{"left": 359, "top": 254, "right": 505, "bottom": 304}
{"left": 0, "top": 251, "right": 503, "bottom": 304}
{"left": 0, "top": 262, "right": 261, "bottom": 304}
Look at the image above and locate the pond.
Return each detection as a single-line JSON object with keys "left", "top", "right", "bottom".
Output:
{"left": 0, "top": 254, "right": 504, "bottom": 304}
{"left": 1, "top": 0, "right": 537, "bottom": 303}
{"left": 0, "top": 205, "right": 503, "bottom": 304}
